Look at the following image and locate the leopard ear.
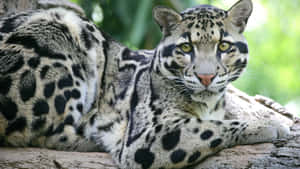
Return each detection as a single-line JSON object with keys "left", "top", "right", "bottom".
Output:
{"left": 153, "top": 6, "right": 182, "bottom": 35}
{"left": 227, "top": 0, "right": 253, "bottom": 33}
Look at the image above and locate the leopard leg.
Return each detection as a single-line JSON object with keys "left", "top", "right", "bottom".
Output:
{"left": 109, "top": 113, "right": 290, "bottom": 169}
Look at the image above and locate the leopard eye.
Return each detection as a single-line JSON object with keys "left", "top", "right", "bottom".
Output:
{"left": 218, "top": 41, "right": 232, "bottom": 52}
{"left": 179, "top": 43, "right": 193, "bottom": 53}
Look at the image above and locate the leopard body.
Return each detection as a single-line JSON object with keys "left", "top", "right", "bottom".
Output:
{"left": 0, "top": 0, "right": 290, "bottom": 168}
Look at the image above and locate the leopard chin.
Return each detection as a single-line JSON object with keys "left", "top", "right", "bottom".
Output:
{"left": 190, "top": 90, "right": 217, "bottom": 101}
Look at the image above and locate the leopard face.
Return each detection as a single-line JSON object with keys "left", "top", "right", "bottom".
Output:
{"left": 152, "top": 1, "right": 252, "bottom": 101}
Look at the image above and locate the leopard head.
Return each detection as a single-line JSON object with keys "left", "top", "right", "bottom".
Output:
{"left": 152, "top": 0, "right": 252, "bottom": 101}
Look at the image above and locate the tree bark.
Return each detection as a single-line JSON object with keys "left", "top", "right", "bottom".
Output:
{"left": 0, "top": 85, "right": 298, "bottom": 169}
{"left": 0, "top": 0, "right": 299, "bottom": 169}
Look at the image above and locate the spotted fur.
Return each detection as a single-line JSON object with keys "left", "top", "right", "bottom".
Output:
{"left": 0, "top": 0, "right": 290, "bottom": 169}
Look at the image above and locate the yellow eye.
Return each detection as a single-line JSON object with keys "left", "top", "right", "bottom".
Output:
{"left": 218, "top": 41, "right": 231, "bottom": 52}
{"left": 180, "top": 43, "right": 192, "bottom": 53}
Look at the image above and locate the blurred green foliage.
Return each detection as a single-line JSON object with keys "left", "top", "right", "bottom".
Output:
{"left": 70, "top": 0, "right": 300, "bottom": 114}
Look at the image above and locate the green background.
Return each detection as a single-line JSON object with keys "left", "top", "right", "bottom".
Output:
{"left": 71, "top": 0, "right": 300, "bottom": 115}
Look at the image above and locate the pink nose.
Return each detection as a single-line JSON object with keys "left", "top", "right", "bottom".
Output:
{"left": 197, "top": 74, "right": 216, "bottom": 87}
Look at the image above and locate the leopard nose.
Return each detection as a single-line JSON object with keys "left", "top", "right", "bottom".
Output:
{"left": 196, "top": 74, "right": 216, "bottom": 87}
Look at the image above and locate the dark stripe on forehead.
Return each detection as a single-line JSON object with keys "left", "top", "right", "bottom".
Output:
{"left": 181, "top": 32, "right": 191, "bottom": 39}
{"left": 181, "top": 32, "right": 192, "bottom": 42}
{"left": 162, "top": 44, "right": 176, "bottom": 57}
{"left": 223, "top": 31, "right": 229, "bottom": 37}
{"left": 234, "top": 42, "right": 248, "bottom": 54}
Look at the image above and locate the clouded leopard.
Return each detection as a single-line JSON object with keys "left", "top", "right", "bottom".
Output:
{"left": 0, "top": 0, "right": 290, "bottom": 168}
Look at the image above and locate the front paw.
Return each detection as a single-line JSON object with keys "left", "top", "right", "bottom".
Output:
{"left": 239, "top": 121, "right": 290, "bottom": 145}
{"left": 263, "top": 121, "right": 290, "bottom": 140}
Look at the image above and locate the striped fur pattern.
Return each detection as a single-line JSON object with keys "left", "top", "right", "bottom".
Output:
{"left": 0, "top": 0, "right": 290, "bottom": 168}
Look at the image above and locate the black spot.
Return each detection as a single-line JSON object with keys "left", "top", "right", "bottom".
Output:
{"left": 53, "top": 62, "right": 63, "bottom": 67}
{"left": 173, "top": 119, "right": 181, "bottom": 124}
{"left": 76, "top": 103, "right": 83, "bottom": 113}
{"left": 234, "top": 42, "right": 248, "bottom": 54}
{"left": 0, "top": 52, "right": 24, "bottom": 80}
{"left": 162, "top": 129, "right": 181, "bottom": 150}
{"left": 5, "top": 116, "right": 27, "bottom": 135}
{"left": 218, "top": 87, "right": 226, "bottom": 93}
{"left": 162, "top": 44, "right": 176, "bottom": 57}
{"left": 67, "top": 54, "right": 72, "bottom": 60}
{"left": 27, "top": 57, "right": 40, "bottom": 69}
{"left": 76, "top": 124, "right": 84, "bottom": 136}
{"left": 0, "top": 16, "right": 17, "bottom": 32}
{"left": 32, "top": 117, "right": 46, "bottom": 130}
{"left": 69, "top": 106, "right": 74, "bottom": 111}
{"left": 59, "top": 136, "right": 68, "bottom": 142}
{"left": 0, "top": 76, "right": 12, "bottom": 95}
{"left": 45, "top": 124, "right": 54, "bottom": 136}
{"left": 6, "top": 34, "right": 67, "bottom": 60}
{"left": 71, "top": 89, "right": 81, "bottom": 99}
{"left": 155, "top": 124, "right": 163, "bottom": 133}
{"left": 211, "top": 120, "right": 223, "bottom": 126}
{"left": 91, "top": 34, "right": 100, "bottom": 44}
{"left": 89, "top": 114, "right": 96, "bottom": 125}
{"left": 152, "top": 117, "right": 158, "bottom": 124}
{"left": 231, "top": 121, "right": 240, "bottom": 125}
{"left": 170, "top": 149, "right": 186, "bottom": 164}
{"left": 200, "top": 130, "right": 213, "bottom": 140}
{"left": 193, "top": 128, "right": 199, "bottom": 134}
{"left": 40, "top": 65, "right": 50, "bottom": 79}
{"left": 54, "top": 13, "right": 61, "bottom": 20}
{"left": 145, "top": 132, "right": 151, "bottom": 142}
{"left": 228, "top": 77, "right": 239, "bottom": 82}
{"left": 154, "top": 108, "right": 163, "bottom": 115}
{"left": 216, "top": 21, "right": 223, "bottom": 27}
{"left": 121, "top": 48, "right": 148, "bottom": 63}
{"left": 0, "top": 96, "right": 18, "bottom": 120}
{"left": 44, "top": 82, "right": 55, "bottom": 98}
{"left": 210, "top": 138, "right": 223, "bottom": 148}
{"left": 86, "top": 24, "right": 95, "bottom": 32}
{"left": 64, "top": 115, "right": 74, "bottom": 125}
{"left": 134, "top": 148, "right": 155, "bottom": 169}
{"left": 81, "top": 28, "right": 92, "bottom": 49}
{"left": 197, "top": 118, "right": 202, "bottom": 123}
{"left": 33, "top": 99, "right": 49, "bottom": 116}
{"left": 72, "top": 64, "right": 84, "bottom": 80}
{"left": 188, "top": 151, "right": 201, "bottom": 163}
{"left": 54, "top": 95, "right": 66, "bottom": 115}
{"left": 64, "top": 90, "right": 72, "bottom": 101}
{"left": 54, "top": 123, "right": 65, "bottom": 134}
{"left": 97, "top": 122, "right": 113, "bottom": 131}
{"left": 19, "top": 70, "right": 36, "bottom": 102}
{"left": 184, "top": 118, "right": 190, "bottom": 124}
{"left": 58, "top": 74, "right": 73, "bottom": 89}
{"left": 187, "top": 22, "right": 194, "bottom": 28}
